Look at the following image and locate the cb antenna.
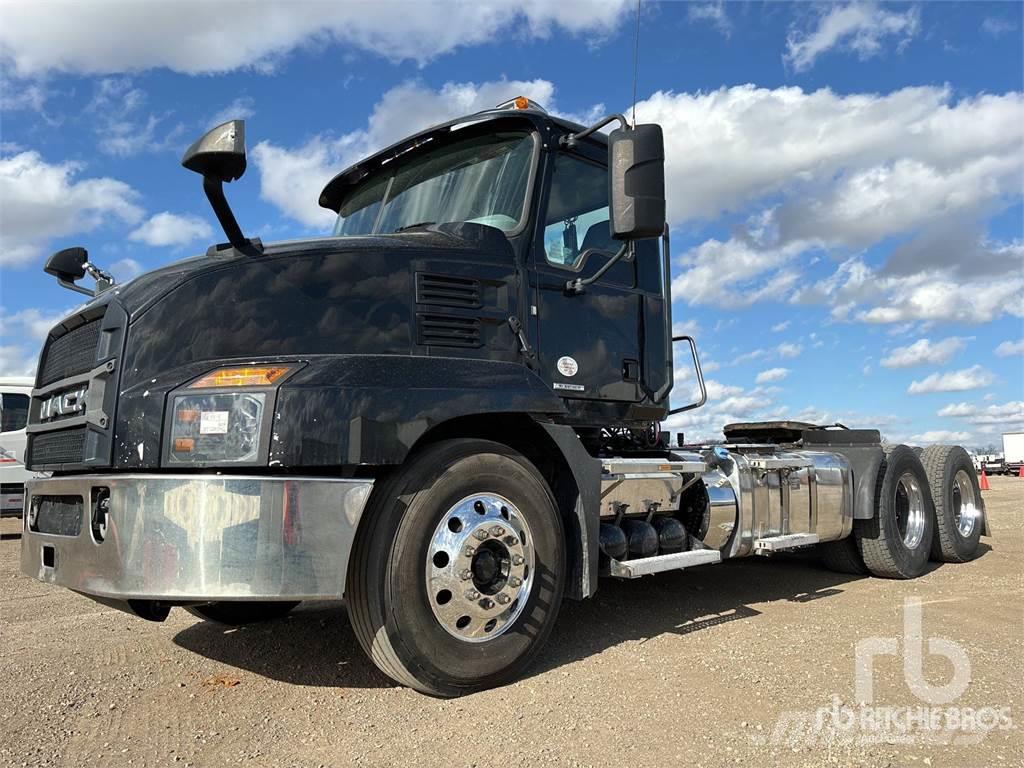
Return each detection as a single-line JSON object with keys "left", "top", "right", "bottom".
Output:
{"left": 631, "top": 0, "right": 641, "bottom": 126}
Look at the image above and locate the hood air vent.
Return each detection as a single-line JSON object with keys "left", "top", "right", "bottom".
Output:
{"left": 416, "top": 273, "right": 482, "bottom": 309}
{"left": 417, "top": 314, "right": 482, "bottom": 348}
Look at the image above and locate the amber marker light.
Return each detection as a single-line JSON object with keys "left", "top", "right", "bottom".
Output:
{"left": 189, "top": 366, "right": 292, "bottom": 389}
{"left": 173, "top": 437, "right": 195, "bottom": 452}
{"left": 513, "top": 96, "right": 529, "bottom": 110}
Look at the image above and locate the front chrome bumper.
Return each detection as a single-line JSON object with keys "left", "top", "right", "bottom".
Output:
{"left": 20, "top": 474, "right": 373, "bottom": 602}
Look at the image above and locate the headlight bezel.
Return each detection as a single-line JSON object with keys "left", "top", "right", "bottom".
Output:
{"left": 161, "top": 363, "right": 302, "bottom": 468}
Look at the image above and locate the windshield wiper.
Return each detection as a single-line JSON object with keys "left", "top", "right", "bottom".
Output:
{"left": 393, "top": 221, "right": 436, "bottom": 233}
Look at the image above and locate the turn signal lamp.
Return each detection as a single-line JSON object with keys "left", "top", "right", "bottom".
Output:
{"left": 494, "top": 96, "right": 547, "bottom": 113}
{"left": 189, "top": 365, "right": 291, "bottom": 389}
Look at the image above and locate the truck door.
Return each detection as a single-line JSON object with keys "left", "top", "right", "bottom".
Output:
{"left": 531, "top": 149, "right": 645, "bottom": 403}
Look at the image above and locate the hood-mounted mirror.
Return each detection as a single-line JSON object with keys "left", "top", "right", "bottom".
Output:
{"left": 181, "top": 119, "right": 259, "bottom": 254}
{"left": 44, "top": 247, "right": 115, "bottom": 297}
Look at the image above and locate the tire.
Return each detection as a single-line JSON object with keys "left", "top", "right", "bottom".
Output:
{"left": 920, "top": 445, "right": 984, "bottom": 563}
{"left": 184, "top": 601, "right": 299, "bottom": 625}
{"left": 854, "top": 444, "right": 936, "bottom": 579}
{"left": 346, "top": 438, "right": 565, "bottom": 697}
{"left": 819, "top": 536, "right": 868, "bottom": 575}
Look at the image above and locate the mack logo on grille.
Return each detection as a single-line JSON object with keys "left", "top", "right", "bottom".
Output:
{"left": 39, "top": 387, "right": 88, "bottom": 421}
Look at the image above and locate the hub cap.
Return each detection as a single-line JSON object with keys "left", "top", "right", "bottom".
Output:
{"left": 426, "top": 493, "right": 535, "bottom": 642}
{"left": 952, "top": 469, "right": 979, "bottom": 537}
{"left": 895, "top": 472, "right": 926, "bottom": 549}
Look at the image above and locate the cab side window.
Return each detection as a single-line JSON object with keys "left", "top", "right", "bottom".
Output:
{"left": 542, "top": 154, "right": 613, "bottom": 268}
{"left": 0, "top": 393, "right": 29, "bottom": 433}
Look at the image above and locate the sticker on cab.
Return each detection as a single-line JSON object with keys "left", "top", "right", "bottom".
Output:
{"left": 200, "top": 411, "right": 230, "bottom": 435}
{"left": 556, "top": 356, "right": 579, "bottom": 377}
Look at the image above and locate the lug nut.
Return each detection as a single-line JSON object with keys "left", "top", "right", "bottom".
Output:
{"left": 509, "top": 576, "right": 522, "bottom": 587}
{"left": 463, "top": 545, "right": 476, "bottom": 557}
{"left": 460, "top": 569, "right": 473, "bottom": 580}
{"left": 504, "top": 535, "right": 518, "bottom": 546}
{"left": 489, "top": 525, "right": 505, "bottom": 537}
{"left": 479, "top": 598, "right": 495, "bottom": 610}
{"left": 512, "top": 555, "right": 525, "bottom": 566}
{"left": 465, "top": 589, "right": 480, "bottom": 600}
{"left": 496, "top": 593, "right": 511, "bottom": 605}
{"left": 474, "top": 529, "right": 490, "bottom": 541}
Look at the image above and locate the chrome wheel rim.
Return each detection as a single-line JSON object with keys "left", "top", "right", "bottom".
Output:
{"left": 895, "top": 472, "right": 926, "bottom": 549}
{"left": 952, "top": 469, "right": 979, "bottom": 537}
{"left": 426, "top": 493, "right": 535, "bottom": 643}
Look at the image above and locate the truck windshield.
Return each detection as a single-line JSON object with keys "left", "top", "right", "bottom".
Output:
{"left": 333, "top": 132, "right": 534, "bottom": 236}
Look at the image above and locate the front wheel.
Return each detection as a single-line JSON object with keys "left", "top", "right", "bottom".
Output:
{"left": 346, "top": 438, "right": 565, "bottom": 697}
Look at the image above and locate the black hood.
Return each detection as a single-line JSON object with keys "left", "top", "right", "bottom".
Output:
{"left": 105, "top": 222, "right": 513, "bottom": 321}
{"left": 108, "top": 221, "right": 515, "bottom": 388}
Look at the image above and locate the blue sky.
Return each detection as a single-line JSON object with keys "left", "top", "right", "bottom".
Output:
{"left": 1, "top": 1, "right": 1021, "bottom": 448}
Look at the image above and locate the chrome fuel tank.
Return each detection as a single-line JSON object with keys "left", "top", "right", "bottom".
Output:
{"left": 695, "top": 447, "right": 854, "bottom": 557}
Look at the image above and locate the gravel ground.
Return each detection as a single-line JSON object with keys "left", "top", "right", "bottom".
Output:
{"left": 1, "top": 476, "right": 1021, "bottom": 768}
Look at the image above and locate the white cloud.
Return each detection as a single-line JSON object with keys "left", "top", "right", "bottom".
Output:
{"left": 128, "top": 212, "right": 214, "bottom": 248}
{"left": 756, "top": 367, "right": 790, "bottom": 384}
{"left": 771, "top": 321, "right": 790, "bottom": 333}
{"left": 0, "top": 344, "right": 38, "bottom": 376}
{"left": 784, "top": 2, "right": 920, "bottom": 72}
{"left": 797, "top": 253, "right": 1024, "bottom": 326}
{"left": 638, "top": 87, "right": 1023, "bottom": 312}
{"left": 907, "top": 365, "right": 995, "bottom": 395}
{"left": 206, "top": 97, "right": 256, "bottom": 130}
{"left": 981, "top": 17, "right": 1017, "bottom": 37}
{"left": 937, "top": 400, "right": 1024, "bottom": 425}
{"left": 936, "top": 402, "right": 975, "bottom": 418}
{"left": 642, "top": 84, "right": 1023, "bottom": 228}
{"left": 688, "top": 2, "right": 732, "bottom": 37}
{"left": 663, "top": 378, "right": 776, "bottom": 442}
{"left": 671, "top": 237, "right": 805, "bottom": 308}
{"left": 0, "top": 150, "right": 143, "bottom": 266}
{"left": 0, "top": 1, "right": 631, "bottom": 75}
{"left": 910, "top": 430, "right": 972, "bottom": 444}
{"left": 0, "top": 307, "right": 75, "bottom": 342}
{"left": 777, "top": 342, "right": 802, "bottom": 359}
{"left": 880, "top": 337, "right": 966, "bottom": 368}
{"left": 86, "top": 78, "right": 184, "bottom": 157}
{"left": 995, "top": 339, "right": 1024, "bottom": 357}
{"left": 252, "top": 77, "right": 563, "bottom": 228}
{"left": 109, "top": 257, "right": 143, "bottom": 281}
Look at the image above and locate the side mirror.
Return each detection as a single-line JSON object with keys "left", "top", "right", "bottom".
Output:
{"left": 181, "top": 119, "right": 256, "bottom": 253}
{"left": 182, "top": 120, "right": 246, "bottom": 182}
{"left": 44, "top": 246, "right": 88, "bottom": 283}
{"left": 608, "top": 123, "right": 666, "bottom": 240}
{"left": 43, "top": 246, "right": 115, "bottom": 298}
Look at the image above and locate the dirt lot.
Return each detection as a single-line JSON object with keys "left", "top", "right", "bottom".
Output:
{"left": 1, "top": 476, "right": 1021, "bottom": 768}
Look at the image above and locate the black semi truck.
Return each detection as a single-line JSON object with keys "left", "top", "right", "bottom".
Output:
{"left": 21, "top": 98, "right": 987, "bottom": 696}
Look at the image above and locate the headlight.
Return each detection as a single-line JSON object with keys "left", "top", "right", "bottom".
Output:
{"left": 164, "top": 364, "right": 299, "bottom": 466}
{"left": 167, "top": 392, "right": 267, "bottom": 465}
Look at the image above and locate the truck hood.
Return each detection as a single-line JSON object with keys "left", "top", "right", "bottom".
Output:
{"left": 103, "top": 222, "right": 513, "bottom": 321}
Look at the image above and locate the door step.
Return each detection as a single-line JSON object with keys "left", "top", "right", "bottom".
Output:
{"left": 753, "top": 533, "right": 820, "bottom": 554}
{"left": 608, "top": 548, "right": 722, "bottom": 578}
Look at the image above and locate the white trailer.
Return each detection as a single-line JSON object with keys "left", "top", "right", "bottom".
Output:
{"left": 1001, "top": 432, "right": 1024, "bottom": 476}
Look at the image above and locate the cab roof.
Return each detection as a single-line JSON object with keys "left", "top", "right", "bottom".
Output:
{"left": 318, "top": 106, "right": 595, "bottom": 214}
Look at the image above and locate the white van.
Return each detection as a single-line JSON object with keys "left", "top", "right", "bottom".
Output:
{"left": 1, "top": 377, "right": 34, "bottom": 517}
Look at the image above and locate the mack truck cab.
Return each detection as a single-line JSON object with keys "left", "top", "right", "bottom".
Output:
{"left": 20, "top": 99, "right": 988, "bottom": 696}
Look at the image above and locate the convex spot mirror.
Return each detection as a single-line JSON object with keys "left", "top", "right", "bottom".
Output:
{"left": 182, "top": 120, "right": 246, "bottom": 182}
{"left": 608, "top": 123, "right": 666, "bottom": 240}
{"left": 44, "top": 247, "right": 88, "bottom": 283}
